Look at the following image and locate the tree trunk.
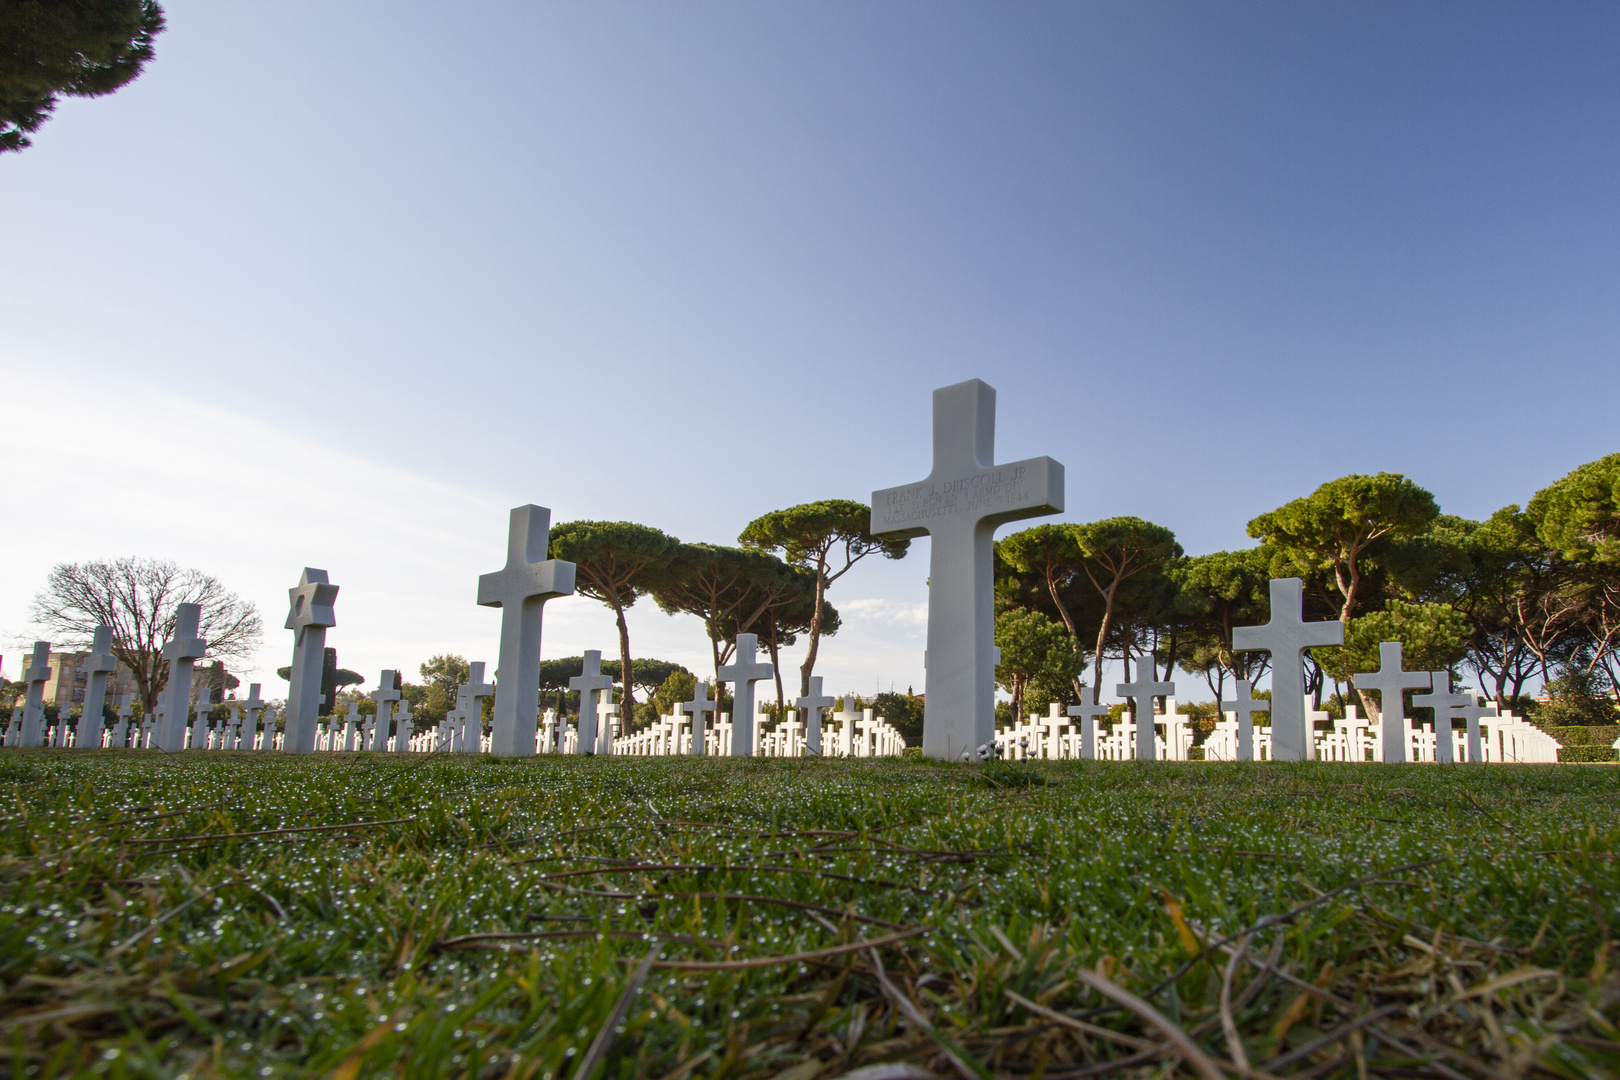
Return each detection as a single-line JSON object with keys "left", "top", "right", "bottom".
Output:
{"left": 798, "top": 563, "right": 830, "bottom": 698}
{"left": 765, "top": 614, "right": 786, "bottom": 714}
{"left": 1091, "top": 580, "right": 1120, "bottom": 704}
{"left": 613, "top": 598, "right": 635, "bottom": 717}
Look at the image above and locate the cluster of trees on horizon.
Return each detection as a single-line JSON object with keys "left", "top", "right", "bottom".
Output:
{"left": 993, "top": 453, "right": 1620, "bottom": 732}
{"left": 10, "top": 454, "right": 1620, "bottom": 742}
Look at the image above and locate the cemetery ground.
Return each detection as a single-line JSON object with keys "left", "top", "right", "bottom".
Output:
{"left": 1, "top": 756, "right": 1617, "bottom": 1080}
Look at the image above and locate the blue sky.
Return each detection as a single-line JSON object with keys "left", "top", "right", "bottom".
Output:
{"left": 3, "top": 2, "right": 1617, "bottom": 699}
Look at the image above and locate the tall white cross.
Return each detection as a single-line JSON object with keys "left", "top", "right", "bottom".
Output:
{"left": 718, "top": 633, "right": 774, "bottom": 758}
{"left": 598, "top": 693, "right": 621, "bottom": 754}
{"left": 1354, "top": 641, "right": 1431, "bottom": 764}
{"left": 478, "top": 505, "right": 576, "bottom": 757}
{"left": 1413, "top": 672, "right": 1470, "bottom": 765}
{"left": 870, "top": 379, "right": 1064, "bottom": 760}
{"left": 1117, "top": 656, "right": 1175, "bottom": 762}
{"left": 794, "top": 676, "right": 835, "bottom": 756}
{"left": 21, "top": 642, "right": 52, "bottom": 749}
{"left": 284, "top": 568, "right": 338, "bottom": 754}
{"left": 1219, "top": 679, "right": 1270, "bottom": 762}
{"left": 370, "top": 670, "right": 401, "bottom": 752}
{"left": 1232, "top": 578, "right": 1343, "bottom": 762}
{"left": 568, "top": 651, "right": 615, "bottom": 756}
{"left": 1454, "top": 693, "right": 1497, "bottom": 764}
{"left": 831, "top": 695, "right": 862, "bottom": 757}
{"left": 455, "top": 662, "right": 494, "bottom": 754}
{"left": 680, "top": 681, "right": 717, "bottom": 755}
{"left": 1067, "top": 688, "right": 1110, "bottom": 760}
{"left": 159, "top": 605, "right": 207, "bottom": 752}
{"left": 80, "top": 625, "right": 118, "bottom": 735}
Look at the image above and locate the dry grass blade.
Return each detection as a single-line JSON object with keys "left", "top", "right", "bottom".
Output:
{"left": 1219, "top": 932, "right": 1251, "bottom": 1071}
{"left": 1002, "top": 989, "right": 1161, "bottom": 1053}
{"left": 835, "top": 1065, "right": 942, "bottom": 1079}
{"left": 573, "top": 945, "right": 659, "bottom": 1080}
{"left": 1261, "top": 1004, "right": 1401, "bottom": 1071}
{"left": 1071, "top": 966, "right": 1225, "bottom": 1080}
{"left": 869, "top": 947, "right": 989, "bottom": 1080}
{"left": 642, "top": 926, "right": 924, "bottom": 970}
{"left": 107, "top": 888, "right": 213, "bottom": 955}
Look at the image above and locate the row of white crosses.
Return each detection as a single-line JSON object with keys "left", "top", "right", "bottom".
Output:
{"left": 982, "top": 577, "right": 1561, "bottom": 763}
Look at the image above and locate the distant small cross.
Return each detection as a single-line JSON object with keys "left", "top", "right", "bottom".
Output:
{"left": 370, "top": 670, "right": 401, "bottom": 751}
{"left": 478, "top": 505, "right": 575, "bottom": 757}
{"left": 1117, "top": 656, "right": 1175, "bottom": 762}
{"left": 1219, "top": 679, "right": 1270, "bottom": 762}
{"left": 568, "top": 651, "right": 616, "bottom": 756}
{"left": 1066, "top": 689, "right": 1111, "bottom": 760}
{"left": 1232, "top": 579, "right": 1343, "bottom": 762}
{"left": 718, "top": 633, "right": 774, "bottom": 758}
{"left": 1412, "top": 672, "right": 1471, "bottom": 765}
{"left": 1454, "top": 692, "right": 1498, "bottom": 764}
{"left": 1353, "top": 641, "right": 1431, "bottom": 764}
{"left": 456, "top": 662, "right": 494, "bottom": 754}
{"left": 793, "top": 676, "right": 836, "bottom": 756}
{"left": 680, "top": 681, "right": 717, "bottom": 756}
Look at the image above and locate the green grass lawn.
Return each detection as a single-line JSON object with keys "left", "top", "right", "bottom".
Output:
{"left": 1, "top": 752, "right": 1617, "bottom": 1080}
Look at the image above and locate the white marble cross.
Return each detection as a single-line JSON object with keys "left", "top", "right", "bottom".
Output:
{"left": 80, "top": 625, "right": 118, "bottom": 734}
{"left": 284, "top": 568, "right": 338, "bottom": 754}
{"left": 340, "top": 700, "right": 363, "bottom": 751}
{"left": 568, "top": 651, "right": 615, "bottom": 756}
{"left": 1412, "top": 672, "right": 1471, "bottom": 765}
{"left": 191, "top": 699, "right": 213, "bottom": 750}
{"left": 113, "top": 694, "right": 134, "bottom": 749}
{"left": 1455, "top": 693, "right": 1497, "bottom": 764}
{"left": 392, "top": 699, "right": 413, "bottom": 752}
{"left": 159, "top": 605, "right": 207, "bottom": 752}
{"left": 370, "top": 670, "right": 401, "bottom": 752}
{"left": 831, "top": 695, "right": 862, "bottom": 757}
{"left": 870, "top": 379, "right": 1064, "bottom": 761}
{"left": 1117, "top": 657, "right": 1175, "bottom": 761}
{"left": 680, "top": 681, "right": 717, "bottom": 755}
{"left": 1219, "top": 679, "right": 1270, "bottom": 762}
{"left": 1232, "top": 578, "right": 1343, "bottom": 762}
{"left": 1067, "top": 690, "right": 1110, "bottom": 760}
{"left": 794, "top": 676, "right": 835, "bottom": 756}
{"left": 21, "top": 642, "right": 52, "bottom": 749}
{"left": 241, "top": 683, "right": 266, "bottom": 750}
{"left": 478, "top": 505, "right": 576, "bottom": 757}
{"left": 1354, "top": 641, "right": 1431, "bottom": 764}
{"left": 718, "top": 633, "right": 774, "bottom": 758}
{"left": 598, "top": 694, "right": 620, "bottom": 754}
{"left": 455, "top": 662, "right": 494, "bottom": 754}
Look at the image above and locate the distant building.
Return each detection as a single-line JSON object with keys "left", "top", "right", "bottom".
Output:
{"left": 33, "top": 650, "right": 142, "bottom": 707}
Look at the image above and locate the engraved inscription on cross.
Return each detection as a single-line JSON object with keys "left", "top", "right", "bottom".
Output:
{"left": 479, "top": 505, "right": 576, "bottom": 757}
{"left": 871, "top": 379, "right": 1064, "bottom": 761}
{"left": 1232, "top": 578, "right": 1343, "bottom": 762}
